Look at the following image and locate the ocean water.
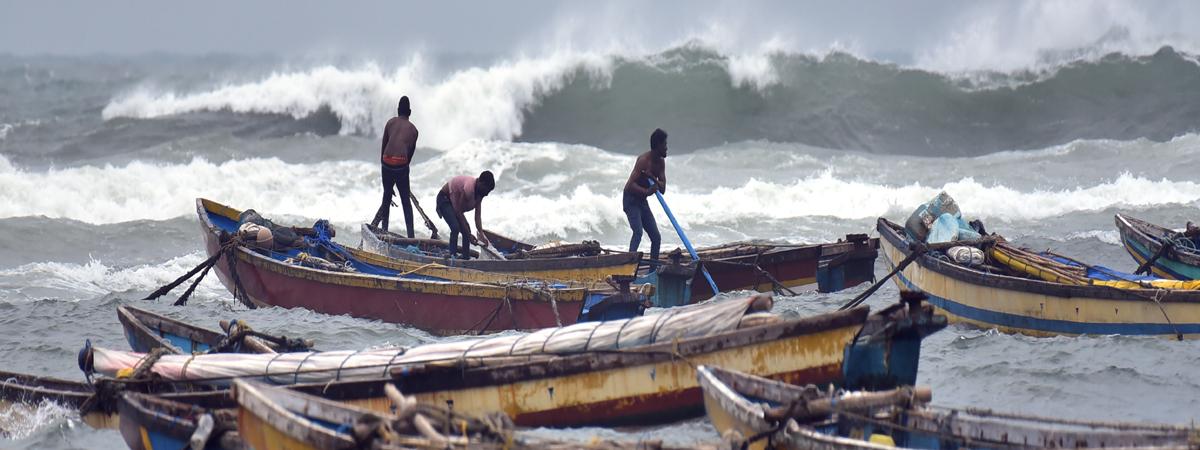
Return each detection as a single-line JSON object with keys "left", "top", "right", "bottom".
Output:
{"left": 3, "top": 39, "right": 1200, "bottom": 449}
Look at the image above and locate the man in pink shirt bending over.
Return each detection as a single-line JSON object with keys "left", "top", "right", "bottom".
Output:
{"left": 435, "top": 171, "right": 496, "bottom": 259}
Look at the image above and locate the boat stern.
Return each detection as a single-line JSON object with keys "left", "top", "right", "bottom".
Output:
{"left": 842, "top": 291, "right": 946, "bottom": 390}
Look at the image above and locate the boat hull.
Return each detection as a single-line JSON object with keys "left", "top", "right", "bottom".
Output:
{"left": 878, "top": 218, "right": 1200, "bottom": 338}
{"left": 409, "top": 325, "right": 851, "bottom": 426}
{"left": 117, "top": 394, "right": 195, "bottom": 450}
{"left": 117, "top": 392, "right": 243, "bottom": 450}
{"left": 297, "top": 307, "right": 873, "bottom": 428}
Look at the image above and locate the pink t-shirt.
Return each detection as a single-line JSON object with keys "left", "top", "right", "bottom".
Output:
{"left": 448, "top": 175, "right": 478, "bottom": 213}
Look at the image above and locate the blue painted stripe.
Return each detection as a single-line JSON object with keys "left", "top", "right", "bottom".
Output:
{"left": 147, "top": 429, "right": 188, "bottom": 450}
{"left": 890, "top": 259, "right": 1200, "bottom": 336}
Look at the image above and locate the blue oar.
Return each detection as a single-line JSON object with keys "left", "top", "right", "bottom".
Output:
{"left": 646, "top": 178, "right": 720, "bottom": 296}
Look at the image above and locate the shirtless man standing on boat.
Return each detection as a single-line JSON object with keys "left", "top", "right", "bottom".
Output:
{"left": 436, "top": 171, "right": 495, "bottom": 259}
{"left": 622, "top": 128, "right": 667, "bottom": 264}
{"left": 370, "top": 96, "right": 418, "bottom": 237}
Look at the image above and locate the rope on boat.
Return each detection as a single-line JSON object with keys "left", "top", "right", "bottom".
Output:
{"left": 143, "top": 232, "right": 254, "bottom": 309}
{"left": 839, "top": 247, "right": 925, "bottom": 311}
{"left": 502, "top": 286, "right": 519, "bottom": 330}
{"left": 1135, "top": 239, "right": 1174, "bottom": 275}
{"left": 466, "top": 284, "right": 519, "bottom": 335}
{"left": 757, "top": 266, "right": 798, "bottom": 296}
{"left": 399, "top": 263, "right": 441, "bottom": 277}
{"left": 141, "top": 240, "right": 227, "bottom": 303}
{"left": 750, "top": 250, "right": 798, "bottom": 296}
{"left": 408, "top": 192, "right": 440, "bottom": 240}
{"left": 549, "top": 289, "right": 562, "bottom": 327}
{"left": 1147, "top": 288, "right": 1183, "bottom": 341}
{"left": 212, "top": 322, "right": 311, "bottom": 353}
{"left": 538, "top": 284, "right": 563, "bottom": 327}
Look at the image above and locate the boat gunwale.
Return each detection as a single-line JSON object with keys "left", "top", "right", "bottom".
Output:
{"left": 710, "top": 238, "right": 878, "bottom": 265}
{"left": 117, "top": 305, "right": 225, "bottom": 355}
{"left": 362, "top": 222, "right": 644, "bottom": 272}
{"left": 0, "top": 370, "right": 94, "bottom": 407}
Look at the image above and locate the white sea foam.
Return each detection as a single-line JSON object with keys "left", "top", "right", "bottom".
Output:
{"left": 2, "top": 147, "right": 1198, "bottom": 240}
{"left": 0, "top": 252, "right": 225, "bottom": 303}
{"left": 1062, "top": 230, "right": 1123, "bottom": 246}
{"left": 0, "top": 400, "right": 78, "bottom": 440}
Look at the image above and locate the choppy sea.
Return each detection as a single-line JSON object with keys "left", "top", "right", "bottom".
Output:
{"left": 2, "top": 43, "right": 1199, "bottom": 448}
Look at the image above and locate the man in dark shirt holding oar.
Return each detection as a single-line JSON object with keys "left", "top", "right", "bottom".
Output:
{"left": 370, "top": 96, "right": 418, "bottom": 237}
{"left": 622, "top": 128, "right": 668, "bottom": 264}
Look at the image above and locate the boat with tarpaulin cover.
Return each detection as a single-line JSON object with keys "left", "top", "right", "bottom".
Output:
{"left": 79, "top": 293, "right": 944, "bottom": 428}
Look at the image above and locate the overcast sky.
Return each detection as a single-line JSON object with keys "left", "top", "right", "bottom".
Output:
{"left": 3, "top": 1, "right": 1198, "bottom": 64}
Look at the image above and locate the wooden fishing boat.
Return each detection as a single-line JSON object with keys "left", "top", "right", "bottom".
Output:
{"left": 698, "top": 365, "right": 1198, "bottom": 450}
{"left": 1115, "top": 213, "right": 1200, "bottom": 280}
{"left": 235, "top": 379, "right": 515, "bottom": 450}
{"left": 2, "top": 368, "right": 251, "bottom": 433}
{"left": 112, "top": 381, "right": 702, "bottom": 450}
{"left": 77, "top": 294, "right": 943, "bottom": 430}
{"left": 362, "top": 223, "right": 642, "bottom": 284}
{"left": 233, "top": 379, "right": 712, "bottom": 450}
{"left": 117, "top": 391, "right": 242, "bottom": 450}
{"left": 0, "top": 369, "right": 111, "bottom": 428}
{"left": 371, "top": 296, "right": 939, "bottom": 427}
{"left": 367, "top": 223, "right": 879, "bottom": 308}
{"left": 196, "top": 198, "right": 640, "bottom": 335}
{"left": 878, "top": 217, "right": 1200, "bottom": 338}
{"left": 117, "top": 305, "right": 310, "bottom": 355}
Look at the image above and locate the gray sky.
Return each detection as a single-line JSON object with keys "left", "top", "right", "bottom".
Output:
{"left": 3, "top": 0, "right": 1198, "bottom": 67}
{"left": 0, "top": 1, "right": 1007, "bottom": 57}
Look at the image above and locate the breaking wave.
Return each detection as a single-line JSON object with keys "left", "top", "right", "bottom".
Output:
{"left": 101, "top": 42, "right": 1200, "bottom": 156}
